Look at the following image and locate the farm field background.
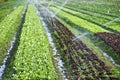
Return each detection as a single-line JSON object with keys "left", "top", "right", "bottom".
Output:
{"left": 0, "top": 0, "right": 120, "bottom": 80}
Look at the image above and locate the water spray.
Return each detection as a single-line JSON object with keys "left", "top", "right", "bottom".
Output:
{"left": 103, "top": 17, "right": 120, "bottom": 26}
{"left": 47, "top": 0, "right": 53, "bottom": 8}
{"left": 51, "top": 0, "right": 69, "bottom": 17}
{"left": 72, "top": 33, "right": 88, "bottom": 42}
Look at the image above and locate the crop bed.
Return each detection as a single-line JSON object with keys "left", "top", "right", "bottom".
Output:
{"left": 53, "top": 2, "right": 120, "bottom": 34}
{"left": 50, "top": 2, "right": 120, "bottom": 66}
{"left": 47, "top": 17, "right": 118, "bottom": 80}
{"left": 3, "top": 5, "right": 57, "bottom": 80}
{"left": 0, "top": 6, "right": 24, "bottom": 64}
{"left": 0, "top": 0, "right": 26, "bottom": 22}
{"left": 38, "top": 5, "right": 118, "bottom": 79}
{"left": 95, "top": 32, "right": 120, "bottom": 54}
{"left": 50, "top": 7, "right": 107, "bottom": 33}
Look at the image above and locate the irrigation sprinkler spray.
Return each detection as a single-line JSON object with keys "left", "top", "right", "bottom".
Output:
{"left": 51, "top": 0, "right": 69, "bottom": 17}
{"left": 72, "top": 33, "right": 88, "bottom": 42}
{"left": 103, "top": 17, "right": 120, "bottom": 26}
{"left": 36, "top": 0, "right": 69, "bottom": 18}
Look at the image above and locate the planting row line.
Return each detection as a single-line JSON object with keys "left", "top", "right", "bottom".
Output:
{"left": 0, "top": 6, "right": 24, "bottom": 64}
{"left": 57, "top": 15, "right": 120, "bottom": 66}
{"left": 64, "top": 1, "right": 120, "bottom": 17}
{"left": 47, "top": 17, "right": 119, "bottom": 80}
{"left": 0, "top": 8, "right": 13, "bottom": 22}
{"left": 51, "top": 4, "right": 120, "bottom": 34}
{"left": 0, "top": 0, "right": 25, "bottom": 9}
{"left": 3, "top": 5, "right": 57, "bottom": 80}
{"left": 50, "top": 6, "right": 120, "bottom": 64}
{"left": 55, "top": 2, "right": 114, "bottom": 21}
{"left": 95, "top": 32, "right": 120, "bottom": 54}
{"left": 94, "top": 32, "right": 120, "bottom": 64}
{"left": 0, "top": 0, "right": 26, "bottom": 22}
{"left": 50, "top": 7, "right": 107, "bottom": 33}
{"left": 55, "top": 1, "right": 120, "bottom": 34}
{"left": 38, "top": 5, "right": 119, "bottom": 79}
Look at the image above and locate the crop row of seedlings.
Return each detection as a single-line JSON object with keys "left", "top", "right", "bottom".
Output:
{"left": 60, "top": 6, "right": 110, "bottom": 24}
{"left": 56, "top": 15, "right": 120, "bottom": 67}
{"left": 0, "top": 0, "right": 26, "bottom": 22}
{"left": 95, "top": 32, "right": 120, "bottom": 54}
{"left": 94, "top": 32, "right": 120, "bottom": 64}
{"left": 0, "top": 8, "right": 13, "bottom": 21}
{"left": 62, "top": 3, "right": 120, "bottom": 32}
{"left": 50, "top": 6, "right": 120, "bottom": 65}
{"left": 0, "top": 0, "right": 25, "bottom": 9}
{"left": 51, "top": 4, "right": 120, "bottom": 34}
{"left": 55, "top": 1, "right": 120, "bottom": 34}
{"left": 38, "top": 5, "right": 119, "bottom": 79}
{"left": 50, "top": 7, "right": 107, "bottom": 33}
{"left": 64, "top": 1, "right": 120, "bottom": 17}
{"left": 48, "top": 17, "right": 119, "bottom": 80}
{"left": 3, "top": 5, "right": 57, "bottom": 80}
{"left": 59, "top": 2, "right": 120, "bottom": 33}
{"left": 54, "top": 2, "right": 114, "bottom": 21}
{"left": 0, "top": 6, "right": 24, "bottom": 64}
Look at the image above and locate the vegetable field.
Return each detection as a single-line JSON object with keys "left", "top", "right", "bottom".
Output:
{"left": 0, "top": 0, "right": 120, "bottom": 80}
